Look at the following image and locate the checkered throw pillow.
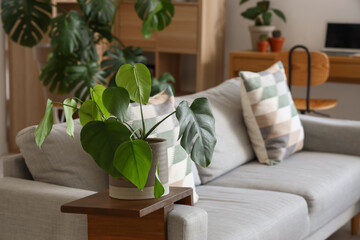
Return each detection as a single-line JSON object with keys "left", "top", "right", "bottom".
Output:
{"left": 240, "top": 61, "right": 304, "bottom": 165}
{"left": 126, "top": 89, "right": 198, "bottom": 202}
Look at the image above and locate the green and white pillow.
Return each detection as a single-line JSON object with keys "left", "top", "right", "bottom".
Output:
{"left": 240, "top": 61, "right": 304, "bottom": 165}
{"left": 126, "top": 89, "right": 199, "bottom": 202}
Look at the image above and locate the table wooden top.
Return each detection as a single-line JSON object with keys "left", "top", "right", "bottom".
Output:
{"left": 61, "top": 187, "right": 193, "bottom": 218}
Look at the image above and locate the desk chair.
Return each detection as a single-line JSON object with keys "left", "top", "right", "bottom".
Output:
{"left": 282, "top": 45, "right": 337, "bottom": 116}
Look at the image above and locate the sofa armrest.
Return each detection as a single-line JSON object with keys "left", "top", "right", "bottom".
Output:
{"left": 0, "top": 177, "right": 94, "bottom": 240}
{"left": 168, "top": 204, "right": 208, "bottom": 240}
{"left": 0, "top": 177, "right": 208, "bottom": 240}
{"left": 1, "top": 153, "right": 32, "bottom": 179}
{"left": 300, "top": 115, "right": 360, "bottom": 156}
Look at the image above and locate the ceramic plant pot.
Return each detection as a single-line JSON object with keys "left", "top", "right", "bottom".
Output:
{"left": 269, "top": 37, "right": 285, "bottom": 52}
{"left": 109, "top": 138, "right": 170, "bottom": 200}
{"left": 249, "top": 25, "right": 275, "bottom": 51}
{"left": 257, "top": 41, "right": 269, "bottom": 52}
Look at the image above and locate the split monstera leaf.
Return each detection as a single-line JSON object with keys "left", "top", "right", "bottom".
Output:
{"left": 35, "top": 63, "right": 217, "bottom": 198}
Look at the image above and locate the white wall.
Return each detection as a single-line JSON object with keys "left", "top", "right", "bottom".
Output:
{"left": 225, "top": 0, "right": 360, "bottom": 120}
{"left": 0, "top": 23, "right": 8, "bottom": 154}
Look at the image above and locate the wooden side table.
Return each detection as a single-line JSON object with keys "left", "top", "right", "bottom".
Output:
{"left": 61, "top": 187, "right": 193, "bottom": 240}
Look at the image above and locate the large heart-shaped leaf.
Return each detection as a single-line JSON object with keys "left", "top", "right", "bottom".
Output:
{"left": 115, "top": 63, "right": 151, "bottom": 105}
{"left": 135, "top": 0, "right": 174, "bottom": 38}
{"left": 78, "top": 100, "right": 101, "bottom": 127}
{"left": 90, "top": 85, "right": 110, "bottom": 118}
{"left": 35, "top": 99, "right": 53, "bottom": 148}
{"left": 1, "top": 0, "right": 52, "bottom": 47}
{"left": 80, "top": 119, "right": 132, "bottom": 177}
{"left": 49, "top": 10, "right": 83, "bottom": 55}
{"left": 63, "top": 98, "right": 78, "bottom": 138}
{"left": 113, "top": 139, "right": 152, "bottom": 190}
{"left": 102, "top": 87, "right": 130, "bottom": 122}
{"left": 176, "top": 98, "right": 217, "bottom": 168}
{"left": 101, "top": 46, "right": 147, "bottom": 87}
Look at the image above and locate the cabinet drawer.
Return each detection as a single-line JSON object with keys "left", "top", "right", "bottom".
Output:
{"left": 156, "top": 5, "right": 198, "bottom": 54}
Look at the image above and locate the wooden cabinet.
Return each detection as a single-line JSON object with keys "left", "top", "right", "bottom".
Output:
{"left": 115, "top": 0, "right": 226, "bottom": 93}
{"left": 229, "top": 51, "right": 360, "bottom": 84}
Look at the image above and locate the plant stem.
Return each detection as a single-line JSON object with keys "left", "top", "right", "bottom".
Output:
{"left": 139, "top": 100, "right": 146, "bottom": 138}
{"left": 52, "top": 101, "right": 79, "bottom": 110}
{"left": 124, "top": 122, "right": 140, "bottom": 139}
{"left": 143, "top": 111, "right": 176, "bottom": 140}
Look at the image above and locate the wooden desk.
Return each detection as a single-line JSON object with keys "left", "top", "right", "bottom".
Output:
{"left": 61, "top": 187, "right": 193, "bottom": 240}
{"left": 229, "top": 51, "right": 360, "bottom": 84}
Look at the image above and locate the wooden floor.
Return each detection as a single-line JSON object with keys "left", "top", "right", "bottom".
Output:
{"left": 328, "top": 222, "right": 360, "bottom": 240}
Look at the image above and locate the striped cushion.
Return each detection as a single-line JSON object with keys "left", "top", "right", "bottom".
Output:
{"left": 240, "top": 61, "right": 304, "bottom": 165}
{"left": 126, "top": 89, "right": 198, "bottom": 202}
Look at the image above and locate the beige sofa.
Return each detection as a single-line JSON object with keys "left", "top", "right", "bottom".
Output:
{"left": 1, "top": 79, "right": 360, "bottom": 240}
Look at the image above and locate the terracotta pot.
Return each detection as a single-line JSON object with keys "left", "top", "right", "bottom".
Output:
{"left": 109, "top": 138, "right": 170, "bottom": 200}
{"left": 249, "top": 25, "right": 275, "bottom": 51}
{"left": 257, "top": 41, "right": 269, "bottom": 52}
{"left": 269, "top": 37, "right": 285, "bottom": 52}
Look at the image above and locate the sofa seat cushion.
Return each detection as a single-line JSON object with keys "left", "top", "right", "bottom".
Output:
{"left": 195, "top": 185, "right": 309, "bottom": 240}
{"left": 208, "top": 151, "right": 360, "bottom": 232}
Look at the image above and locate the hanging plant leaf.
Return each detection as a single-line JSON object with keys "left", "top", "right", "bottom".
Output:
{"left": 102, "top": 87, "right": 130, "bottom": 122}
{"left": 80, "top": 119, "right": 132, "bottom": 178}
{"left": 1, "top": 0, "right": 52, "bottom": 47}
{"left": 115, "top": 63, "right": 151, "bottom": 105}
{"left": 35, "top": 99, "right": 53, "bottom": 148}
{"left": 150, "top": 72, "right": 175, "bottom": 96}
{"left": 40, "top": 52, "right": 78, "bottom": 94}
{"left": 101, "top": 46, "right": 147, "bottom": 87}
{"left": 176, "top": 98, "right": 217, "bottom": 168}
{"left": 90, "top": 85, "right": 110, "bottom": 118}
{"left": 135, "top": 0, "right": 174, "bottom": 38}
{"left": 239, "top": 0, "right": 250, "bottom": 5}
{"left": 113, "top": 139, "right": 152, "bottom": 190}
{"left": 262, "top": 12, "right": 272, "bottom": 26}
{"left": 241, "top": 6, "right": 262, "bottom": 20}
{"left": 63, "top": 98, "right": 78, "bottom": 138}
{"left": 65, "top": 61, "right": 106, "bottom": 101}
{"left": 49, "top": 10, "right": 83, "bottom": 55}
{"left": 154, "top": 161, "right": 165, "bottom": 198}
{"left": 78, "top": 100, "right": 101, "bottom": 127}
{"left": 272, "top": 9, "right": 286, "bottom": 22}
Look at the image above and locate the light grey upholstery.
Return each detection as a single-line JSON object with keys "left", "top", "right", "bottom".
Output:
{"left": 208, "top": 151, "right": 360, "bottom": 232}
{"left": 300, "top": 114, "right": 360, "bottom": 156}
{"left": 176, "top": 79, "right": 255, "bottom": 184}
{"left": 195, "top": 186, "right": 310, "bottom": 240}
{"left": 3, "top": 153, "right": 32, "bottom": 179}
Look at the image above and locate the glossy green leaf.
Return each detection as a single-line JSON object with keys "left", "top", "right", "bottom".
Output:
{"left": 78, "top": 100, "right": 101, "bottom": 127}
{"left": 115, "top": 63, "right": 151, "bottom": 105}
{"left": 176, "top": 98, "right": 217, "bottom": 168}
{"left": 63, "top": 98, "right": 78, "bottom": 137}
{"left": 102, "top": 87, "right": 130, "bottom": 122}
{"left": 101, "top": 46, "right": 147, "bottom": 87}
{"left": 35, "top": 99, "right": 53, "bottom": 148}
{"left": 80, "top": 119, "right": 132, "bottom": 177}
{"left": 239, "top": 0, "right": 250, "bottom": 5}
{"left": 135, "top": 0, "right": 174, "bottom": 38}
{"left": 49, "top": 10, "right": 83, "bottom": 55}
{"left": 91, "top": 85, "right": 110, "bottom": 118}
{"left": 1, "top": 0, "right": 52, "bottom": 47}
{"left": 272, "top": 9, "right": 286, "bottom": 22}
{"left": 262, "top": 12, "right": 272, "bottom": 26}
{"left": 154, "top": 161, "right": 165, "bottom": 198}
{"left": 65, "top": 61, "right": 106, "bottom": 101}
{"left": 241, "top": 6, "right": 262, "bottom": 20}
{"left": 150, "top": 72, "right": 175, "bottom": 96}
{"left": 113, "top": 139, "right": 152, "bottom": 190}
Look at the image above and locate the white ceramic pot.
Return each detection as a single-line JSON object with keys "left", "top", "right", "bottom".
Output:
{"left": 249, "top": 25, "right": 275, "bottom": 51}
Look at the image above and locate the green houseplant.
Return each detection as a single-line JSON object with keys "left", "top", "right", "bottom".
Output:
{"left": 1, "top": 0, "right": 175, "bottom": 100}
{"left": 257, "top": 34, "right": 269, "bottom": 52}
{"left": 239, "top": 0, "right": 286, "bottom": 50}
{"left": 35, "top": 63, "right": 217, "bottom": 199}
{"left": 269, "top": 30, "right": 285, "bottom": 52}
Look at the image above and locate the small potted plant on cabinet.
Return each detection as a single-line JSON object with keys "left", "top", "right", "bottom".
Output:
{"left": 257, "top": 34, "right": 269, "bottom": 52}
{"left": 239, "top": 0, "right": 286, "bottom": 50}
{"left": 269, "top": 30, "right": 285, "bottom": 52}
{"left": 35, "top": 63, "right": 217, "bottom": 200}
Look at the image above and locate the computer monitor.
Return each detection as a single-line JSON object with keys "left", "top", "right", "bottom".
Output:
{"left": 323, "top": 22, "right": 360, "bottom": 53}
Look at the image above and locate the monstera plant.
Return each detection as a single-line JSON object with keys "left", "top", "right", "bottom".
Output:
{"left": 1, "top": 0, "right": 175, "bottom": 100}
{"left": 35, "top": 63, "right": 217, "bottom": 198}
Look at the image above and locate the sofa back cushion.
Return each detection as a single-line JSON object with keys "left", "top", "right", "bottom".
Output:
{"left": 175, "top": 79, "right": 255, "bottom": 184}
{"left": 16, "top": 120, "right": 108, "bottom": 192}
